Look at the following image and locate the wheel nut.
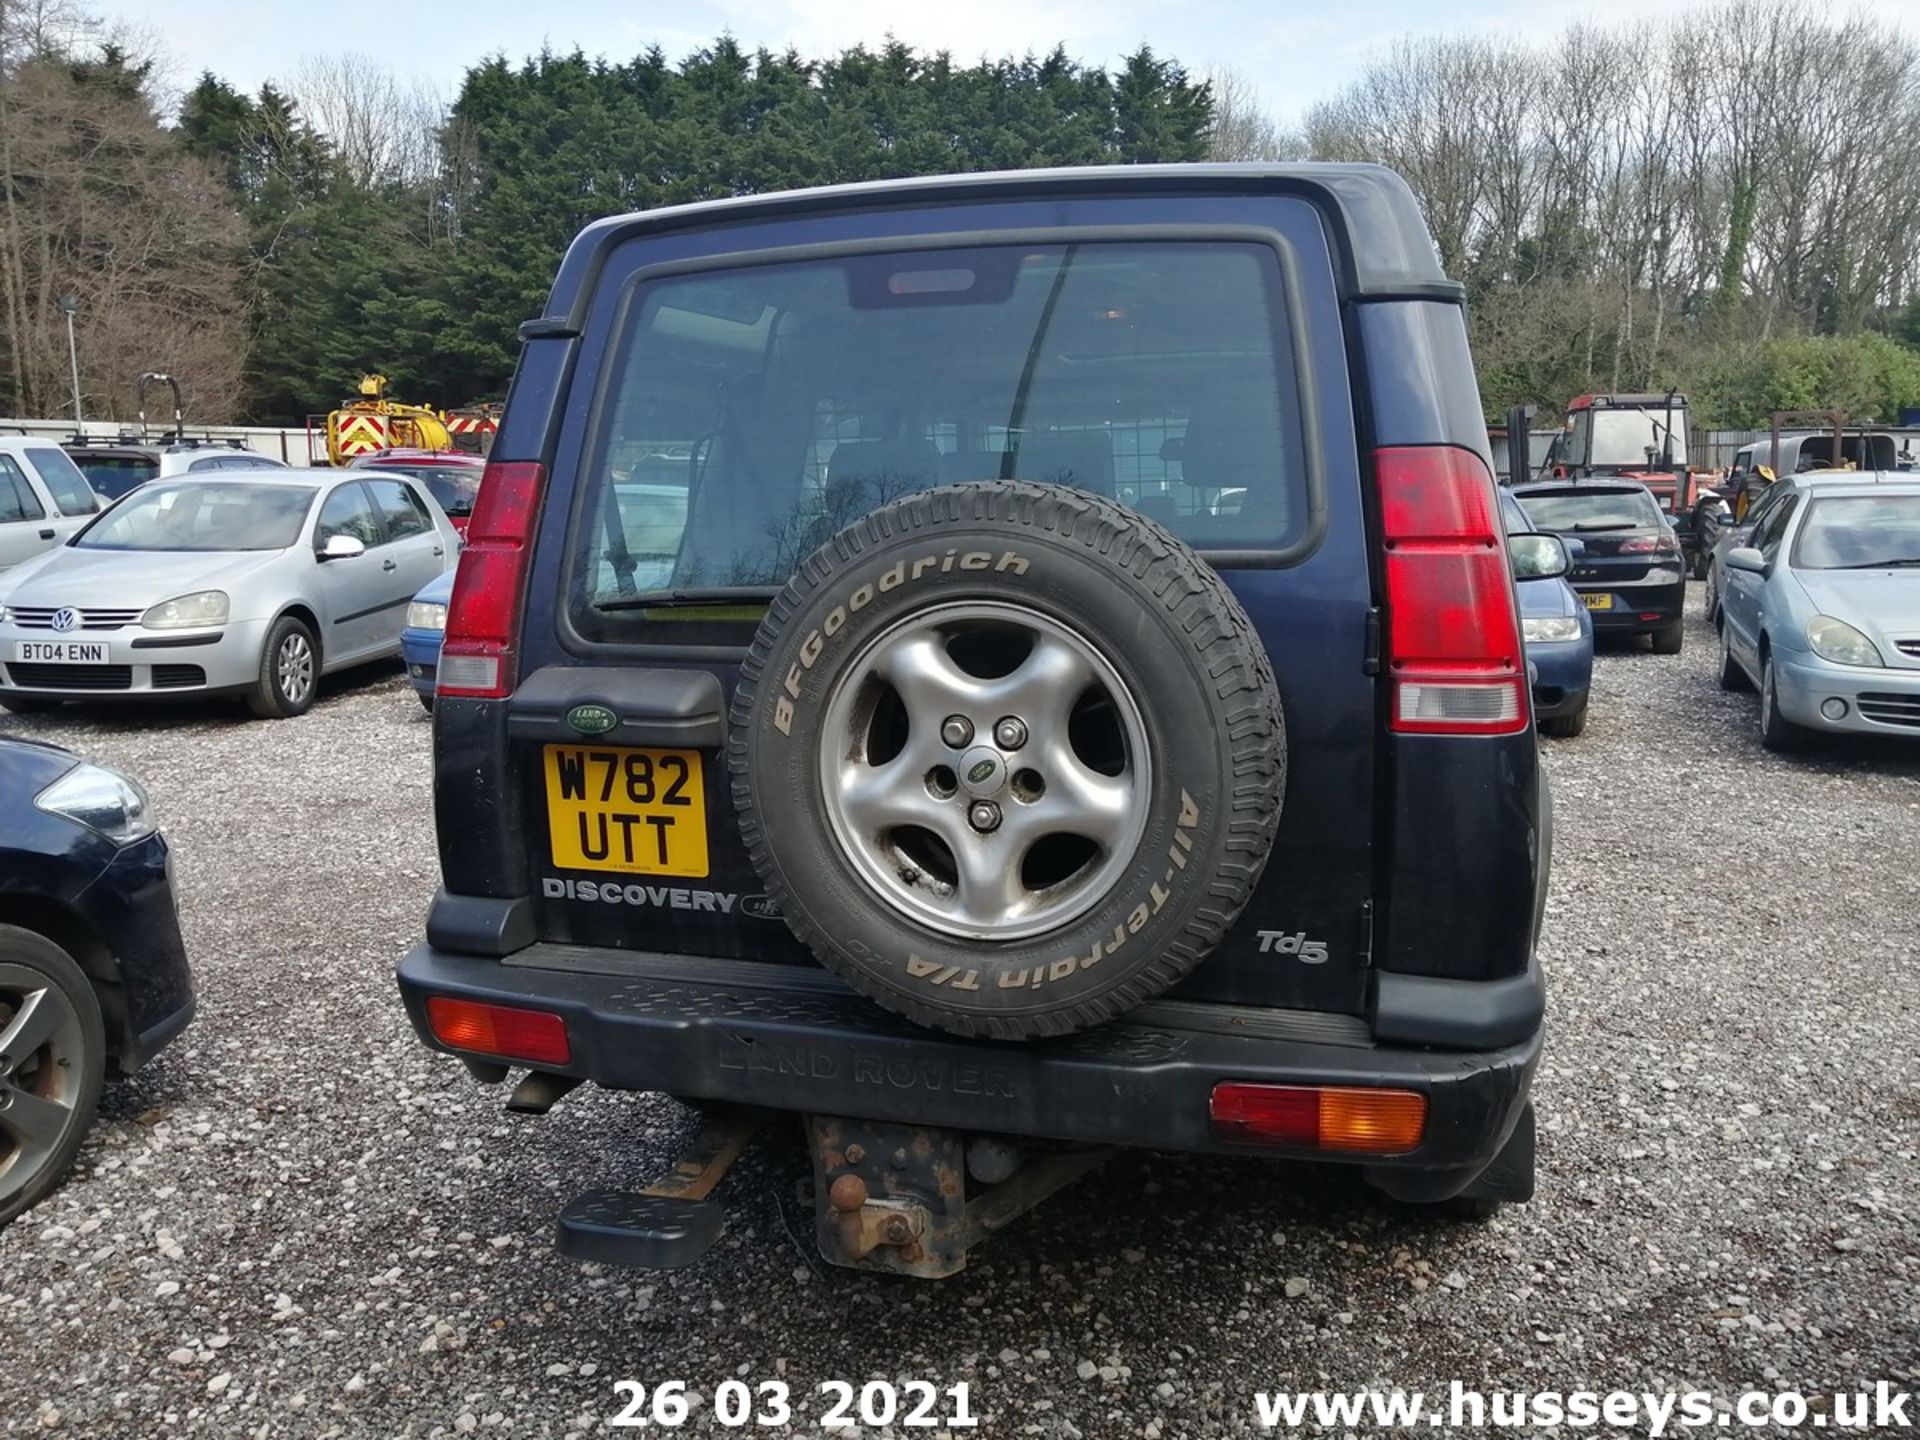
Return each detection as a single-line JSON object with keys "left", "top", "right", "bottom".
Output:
{"left": 969, "top": 800, "right": 1001, "bottom": 833}
{"left": 993, "top": 716, "right": 1028, "bottom": 750}
{"left": 941, "top": 715, "right": 974, "bottom": 748}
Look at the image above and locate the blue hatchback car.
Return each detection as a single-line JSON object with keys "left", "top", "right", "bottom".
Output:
{"left": 401, "top": 570, "right": 453, "bottom": 710}
{"left": 1501, "top": 492, "right": 1594, "bottom": 736}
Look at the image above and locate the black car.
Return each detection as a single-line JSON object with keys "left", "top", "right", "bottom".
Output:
{"left": 397, "top": 164, "right": 1550, "bottom": 1278}
{"left": 0, "top": 736, "right": 194, "bottom": 1225}
{"left": 1511, "top": 479, "right": 1687, "bottom": 653}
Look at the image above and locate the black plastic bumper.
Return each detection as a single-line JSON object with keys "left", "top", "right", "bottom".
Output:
{"left": 1583, "top": 579, "right": 1686, "bottom": 632}
{"left": 397, "top": 944, "right": 1541, "bottom": 1182}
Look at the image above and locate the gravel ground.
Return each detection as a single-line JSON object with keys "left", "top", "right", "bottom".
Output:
{"left": 1, "top": 595, "right": 1916, "bottom": 1438}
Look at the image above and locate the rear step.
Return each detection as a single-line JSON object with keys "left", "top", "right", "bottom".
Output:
{"left": 557, "top": 1105, "right": 768, "bottom": 1269}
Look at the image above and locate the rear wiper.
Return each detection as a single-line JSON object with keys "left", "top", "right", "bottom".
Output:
{"left": 597, "top": 587, "right": 773, "bottom": 612}
{"left": 1571, "top": 521, "right": 1636, "bottom": 532}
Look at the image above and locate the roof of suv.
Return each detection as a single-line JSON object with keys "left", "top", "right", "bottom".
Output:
{"left": 535, "top": 162, "right": 1456, "bottom": 333}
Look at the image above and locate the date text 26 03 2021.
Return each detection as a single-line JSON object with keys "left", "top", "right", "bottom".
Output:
{"left": 610, "top": 1380, "right": 978, "bottom": 1429}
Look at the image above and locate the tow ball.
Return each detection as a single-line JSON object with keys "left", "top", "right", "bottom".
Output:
{"left": 554, "top": 1105, "right": 1108, "bottom": 1277}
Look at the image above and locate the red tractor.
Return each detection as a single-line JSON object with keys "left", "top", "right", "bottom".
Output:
{"left": 1547, "top": 391, "right": 1723, "bottom": 577}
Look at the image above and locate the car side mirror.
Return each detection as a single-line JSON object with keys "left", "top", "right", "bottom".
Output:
{"left": 1508, "top": 532, "right": 1570, "bottom": 580}
{"left": 1724, "top": 546, "right": 1766, "bottom": 575}
{"left": 318, "top": 533, "right": 365, "bottom": 561}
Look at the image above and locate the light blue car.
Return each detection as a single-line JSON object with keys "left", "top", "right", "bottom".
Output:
{"left": 1716, "top": 477, "right": 1920, "bottom": 750}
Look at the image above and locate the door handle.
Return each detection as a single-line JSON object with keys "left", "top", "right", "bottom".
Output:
{"left": 382, "top": 558, "right": 398, "bottom": 572}
{"left": 37, "top": 528, "right": 53, "bottom": 540}
{"left": 432, "top": 546, "right": 444, "bottom": 557}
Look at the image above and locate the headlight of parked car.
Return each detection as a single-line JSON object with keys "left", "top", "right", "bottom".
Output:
{"left": 407, "top": 600, "right": 448, "bottom": 631}
{"left": 1807, "top": 615, "right": 1883, "bottom": 667}
{"left": 1521, "top": 616, "right": 1583, "bottom": 643}
{"left": 34, "top": 762, "right": 156, "bottom": 843}
{"left": 142, "top": 590, "right": 229, "bottom": 629}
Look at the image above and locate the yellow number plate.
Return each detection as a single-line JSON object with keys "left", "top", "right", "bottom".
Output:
{"left": 1581, "top": 592, "right": 1614, "bottom": 610}
{"left": 544, "top": 745, "right": 708, "bottom": 878}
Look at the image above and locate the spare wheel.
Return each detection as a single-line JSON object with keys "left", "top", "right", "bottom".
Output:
{"left": 728, "top": 481, "right": 1286, "bottom": 1039}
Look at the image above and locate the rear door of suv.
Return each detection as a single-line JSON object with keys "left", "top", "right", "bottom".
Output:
{"left": 441, "top": 187, "right": 1383, "bottom": 1018}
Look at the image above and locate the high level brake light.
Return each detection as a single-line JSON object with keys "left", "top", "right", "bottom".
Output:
{"left": 1376, "top": 446, "right": 1529, "bottom": 735}
{"left": 438, "top": 461, "right": 547, "bottom": 698}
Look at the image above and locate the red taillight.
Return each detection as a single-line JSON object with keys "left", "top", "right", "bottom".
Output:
{"left": 439, "top": 461, "right": 546, "bottom": 698}
{"left": 1376, "top": 446, "right": 1528, "bottom": 735}
{"left": 1209, "top": 1083, "right": 1428, "bottom": 1153}
{"left": 1619, "top": 535, "right": 1678, "bottom": 556}
{"left": 426, "top": 996, "right": 571, "bottom": 1066}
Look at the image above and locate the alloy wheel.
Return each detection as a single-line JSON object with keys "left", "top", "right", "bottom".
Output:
{"left": 277, "top": 632, "right": 315, "bottom": 706}
{"left": 817, "top": 601, "right": 1150, "bottom": 942}
{"left": 0, "top": 965, "right": 88, "bottom": 1211}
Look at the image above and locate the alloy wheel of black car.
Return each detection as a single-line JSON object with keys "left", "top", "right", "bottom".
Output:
{"left": 0, "top": 927, "right": 105, "bottom": 1227}
{"left": 730, "top": 481, "right": 1287, "bottom": 1040}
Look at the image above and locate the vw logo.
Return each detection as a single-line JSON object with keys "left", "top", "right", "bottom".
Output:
{"left": 49, "top": 607, "right": 81, "bottom": 633}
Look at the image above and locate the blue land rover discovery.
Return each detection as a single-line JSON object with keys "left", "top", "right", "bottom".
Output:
{"left": 397, "top": 164, "right": 1554, "bottom": 1277}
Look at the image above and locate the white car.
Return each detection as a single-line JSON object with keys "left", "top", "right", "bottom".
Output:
{"left": 0, "top": 468, "right": 458, "bottom": 718}
{"left": 0, "top": 437, "right": 103, "bottom": 572}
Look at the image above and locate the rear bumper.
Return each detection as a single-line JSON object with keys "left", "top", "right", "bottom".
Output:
{"left": 1579, "top": 578, "right": 1685, "bottom": 632}
{"left": 397, "top": 943, "right": 1542, "bottom": 1185}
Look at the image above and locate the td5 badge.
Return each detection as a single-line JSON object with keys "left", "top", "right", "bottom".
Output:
{"left": 1255, "top": 930, "right": 1329, "bottom": 963}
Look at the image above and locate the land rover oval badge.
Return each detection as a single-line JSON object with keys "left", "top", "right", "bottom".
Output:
{"left": 565, "top": 703, "right": 618, "bottom": 736}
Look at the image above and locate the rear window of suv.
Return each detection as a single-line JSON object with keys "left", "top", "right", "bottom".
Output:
{"left": 569, "top": 241, "right": 1310, "bottom": 639}
{"left": 1516, "top": 487, "right": 1662, "bottom": 532}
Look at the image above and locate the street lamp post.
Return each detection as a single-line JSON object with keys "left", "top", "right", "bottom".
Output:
{"left": 55, "top": 293, "right": 82, "bottom": 428}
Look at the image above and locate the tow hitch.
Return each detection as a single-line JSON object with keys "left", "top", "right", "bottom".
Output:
{"left": 808, "top": 1115, "right": 1110, "bottom": 1279}
{"left": 552, "top": 1105, "right": 1108, "bottom": 1277}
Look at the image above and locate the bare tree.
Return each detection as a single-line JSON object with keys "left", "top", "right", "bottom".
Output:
{"left": 0, "top": 41, "right": 247, "bottom": 420}
{"left": 1206, "top": 68, "right": 1298, "bottom": 162}
{"left": 1302, "top": 0, "right": 1920, "bottom": 413}
{"left": 291, "top": 53, "right": 443, "bottom": 189}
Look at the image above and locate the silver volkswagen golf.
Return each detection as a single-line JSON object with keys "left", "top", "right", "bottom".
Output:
{"left": 0, "top": 468, "right": 459, "bottom": 718}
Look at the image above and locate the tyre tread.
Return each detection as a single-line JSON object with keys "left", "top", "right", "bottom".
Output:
{"left": 729, "top": 482, "right": 1285, "bottom": 1039}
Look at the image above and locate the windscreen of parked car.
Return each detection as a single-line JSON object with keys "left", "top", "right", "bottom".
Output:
{"left": 1792, "top": 494, "right": 1920, "bottom": 569}
{"left": 571, "top": 242, "right": 1311, "bottom": 634}
{"left": 73, "top": 482, "right": 317, "bottom": 552}
{"left": 360, "top": 464, "right": 479, "bottom": 517}
{"left": 67, "top": 452, "right": 157, "bottom": 499}
{"left": 1516, "top": 488, "right": 1663, "bottom": 532}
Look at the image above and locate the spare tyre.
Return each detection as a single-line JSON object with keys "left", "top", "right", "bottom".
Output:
{"left": 729, "top": 481, "right": 1285, "bottom": 1039}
